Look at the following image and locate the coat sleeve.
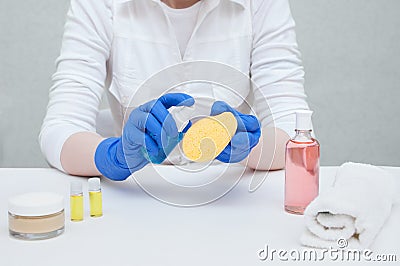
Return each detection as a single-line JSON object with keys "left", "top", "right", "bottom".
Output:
{"left": 39, "top": 0, "right": 113, "bottom": 171}
{"left": 250, "top": 0, "right": 313, "bottom": 137}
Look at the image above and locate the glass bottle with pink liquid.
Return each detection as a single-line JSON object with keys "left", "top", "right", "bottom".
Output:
{"left": 285, "top": 110, "right": 320, "bottom": 215}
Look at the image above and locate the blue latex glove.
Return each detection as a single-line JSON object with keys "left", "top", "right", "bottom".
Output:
{"left": 95, "top": 93, "right": 194, "bottom": 181}
{"left": 210, "top": 101, "right": 261, "bottom": 163}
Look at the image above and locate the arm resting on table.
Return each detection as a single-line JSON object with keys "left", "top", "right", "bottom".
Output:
{"left": 60, "top": 132, "right": 104, "bottom": 176}
{"left": 244, "top": 127, "right": 290, "bottom": 171}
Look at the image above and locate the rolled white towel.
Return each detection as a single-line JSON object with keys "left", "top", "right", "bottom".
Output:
{"left": 300, "top": 162, "right": 397, "bottom": 249}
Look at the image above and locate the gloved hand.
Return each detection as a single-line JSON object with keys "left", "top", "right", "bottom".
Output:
{"left": 210, "top": 101, "right": 261, "bottom": 163}
{"left": 95, "top": 93, "right": 194, "bottom": 181}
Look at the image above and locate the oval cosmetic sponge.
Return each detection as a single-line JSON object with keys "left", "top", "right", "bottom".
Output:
{"left": 182, "top": 112, "right": 238, "bottom": 162}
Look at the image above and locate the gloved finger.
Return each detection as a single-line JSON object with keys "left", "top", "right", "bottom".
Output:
{"left": 236, "top": 113, "right": 260, "bottom": 133}
{"left": 210, "top": 101, "right": 237, "bottom": 116}
{"left": 215, "top": 145, "right": 232, "bottom": 163}
{"left": 158, "top": 93, "right": 195, "bottom": 109}
{"left": 215, "top": 131, "right": 260, "bottom": 163}
{"left": 129, "top": 109, "right": 168, "bottom": 149}
{"left": 128, "top": 108, "right": 146, "bottom": 130}
{"left": 231, "top": 131, "right": 260, "bottom": 151}
{"left": 148, "top": 100, "right": 179, "bottom": 138}
{"left": 123, "top": 124, "right": 158, "bottom": 157}
{"left": 210, "top": 101, "right": 244, "bottom": 133}
{"left": 181, "top": 120, "right": 192, "bottom": 133}
{"left": 216, "top": 145, "right": 250, "bottom": 163}
{"left": 138, "top": 99, "right": 157, "bottom": 113}
{"left": 211, "top": 101, "right": 261, "bottom": 133}
{"left": 230, "top": 132, "right": 251, "bottom": 152}
{"left": 144, "top": 133, "right": 160, "bottom": 158}
{"left": 144, "top": 113, "right": 169, "bottom": 149}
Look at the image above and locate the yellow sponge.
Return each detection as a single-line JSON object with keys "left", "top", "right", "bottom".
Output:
{"left": 182, "top": 112, "right": 237, "bottom": 162}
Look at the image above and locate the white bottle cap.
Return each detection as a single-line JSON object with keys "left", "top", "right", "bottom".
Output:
{"left": 88, "top": 178, "right": 101, "bottom": 191}
{"left": 295, "top": 110, "right": 313, "bottom": 131}
{"left": 70, "top": 181, "right": 83, "bottom": 195}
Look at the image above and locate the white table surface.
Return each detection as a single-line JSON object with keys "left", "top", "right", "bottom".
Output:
{"left": 0, "top": 166, "right": 399, "bottom": 266}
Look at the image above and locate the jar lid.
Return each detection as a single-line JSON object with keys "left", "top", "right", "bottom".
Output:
{"left": 8, "top": 192, "right": 64, "bottom": 216}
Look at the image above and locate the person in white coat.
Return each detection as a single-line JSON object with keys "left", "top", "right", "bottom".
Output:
{"left": 39, "top": 0, "right": 312, "bottom": 180}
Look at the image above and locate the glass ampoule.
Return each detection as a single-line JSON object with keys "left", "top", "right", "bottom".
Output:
{"left": 88, "top": 178, "right": 103, "bottom": 217}
{"left": 285, "top": 110, "right": 320, "bottom": 215}
{"left": 70, "top": 181, "right": 84, "bottom": 221}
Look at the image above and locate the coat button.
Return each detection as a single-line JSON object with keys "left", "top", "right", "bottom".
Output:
{"left": 121, "top": 96, "right": 129, "bottom": 105}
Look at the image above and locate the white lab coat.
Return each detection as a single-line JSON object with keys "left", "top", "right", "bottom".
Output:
{"left": 39, "top": 0, "right": 311, "bottom": 171}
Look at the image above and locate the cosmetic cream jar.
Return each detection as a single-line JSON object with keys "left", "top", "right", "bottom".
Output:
{"left": 8, "top": 192, "right": 65, "bottom": 240}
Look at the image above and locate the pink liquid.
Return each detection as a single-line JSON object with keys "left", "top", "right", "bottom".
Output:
{"left": 285, "top": 139, "right": 320, "bottom": 215}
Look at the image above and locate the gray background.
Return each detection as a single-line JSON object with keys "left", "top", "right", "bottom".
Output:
{"left": 0, "top": 0, "right": 399, "bottom": 168}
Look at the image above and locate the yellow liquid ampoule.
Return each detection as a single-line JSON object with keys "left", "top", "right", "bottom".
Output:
{"left": 70, "top": 181, "right": 84, "bottom": 221}
{"left": 89, "top": 191, "right": 103, "bottom": 217}
{"left": 88, "top": 178, "right": 103, "bottom": 217}
{"left": 70, "top": 195, "right": 84, "bottom": 221}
